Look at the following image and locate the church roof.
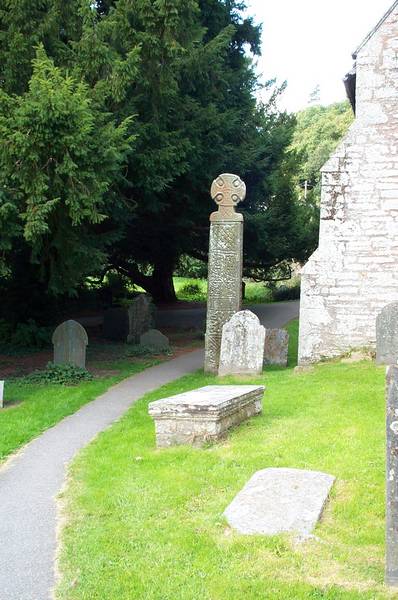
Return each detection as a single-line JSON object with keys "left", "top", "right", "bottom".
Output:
{"left": 353, "top": 0, "right": 398, "bottom": 58}
{"left": 344, "top": 1, "right": 398, "bottom": 113}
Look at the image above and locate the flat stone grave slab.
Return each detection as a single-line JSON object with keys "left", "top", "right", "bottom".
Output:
{"left": 224, "top": 468, "right": 335, "bottom": 539}
{"left": 148, "top": 385, "right": 264, "bottom": 448}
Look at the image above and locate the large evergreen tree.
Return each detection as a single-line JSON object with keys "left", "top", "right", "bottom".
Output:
{"left": 0, "top": 0, "right": 317, "bottom": 313}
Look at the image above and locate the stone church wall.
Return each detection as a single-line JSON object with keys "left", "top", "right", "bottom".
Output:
{"left": 298, "top": 5, "right": 398, "bottom": 364}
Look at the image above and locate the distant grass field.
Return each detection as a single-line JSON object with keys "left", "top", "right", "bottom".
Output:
{"left": 57, "top": 321, "right": 390, "bottom": 599}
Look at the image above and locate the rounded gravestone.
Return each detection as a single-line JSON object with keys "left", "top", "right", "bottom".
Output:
{"left": 52, "top": 320, "right": 88, "bottom": 369}
{"left": 218, "top": 310, "right": 265, "bottom": 376}
{"left": 376, "top": 302, "right": 398, "bottom": 365}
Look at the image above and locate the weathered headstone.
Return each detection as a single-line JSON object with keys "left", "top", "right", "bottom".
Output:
{"left": 103, "top": 307, "right": 129, "bottom": 341}
{"left": 224, "top": 468, "right": 335, "bottom": 539}
{"left": 0, "top": 380, "right": 4, "bottom": 409}
{"left": 148, "top": 385, "right": 264, "bottom": 447}
{"left": 377, "top": 303, "right": 398, "bottom": 365}
{"left": 218, "top": 311, "right": 265, "bottom": 377}
{"left": 52, "top": 320, "right": 88, "bottom": 369}
{"left": 205, "top": 174, "right": 246, "bottom": 374}
{"left": 264, "top": 328, "right": 289, "bottom": 367}
{"left": 140, "top": 329, "right": 170, "bottom": 352}
{"left": 128, "top": 294, "right": 154, "bottom": 344}
{"left": 386, "top": 365, "right": 398, "bottom": 586}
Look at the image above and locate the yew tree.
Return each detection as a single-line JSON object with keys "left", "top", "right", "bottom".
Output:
{"left": 0, "top": 0, "right": 317, "bottom": 312}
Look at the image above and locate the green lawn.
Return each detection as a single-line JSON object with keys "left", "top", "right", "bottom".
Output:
{"left": 56, "top": 321, "right": 391, "bottom": 599}
{"left": 0, "top": 359, "right": 157, "bottom": 463}
{"left": 174, "top": 277, "right": 274, "bottom": 304}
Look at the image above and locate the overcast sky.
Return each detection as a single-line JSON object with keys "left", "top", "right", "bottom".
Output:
{"left": 245, "top": 0, "right": 394, "bottom": 112}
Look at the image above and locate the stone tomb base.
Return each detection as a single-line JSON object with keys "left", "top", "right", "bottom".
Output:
{"left": 148, "top": 385, "right": 264, "bottom": 448}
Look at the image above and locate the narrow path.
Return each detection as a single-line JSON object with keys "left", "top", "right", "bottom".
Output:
{"left": 156, "top": 300, "right": 300, "bottom": 330}
{"left": 0, "top": 302, "right": 298, "bottom": 600}
{"left": 0, "top": 351, "right": 204, "bottom": 600}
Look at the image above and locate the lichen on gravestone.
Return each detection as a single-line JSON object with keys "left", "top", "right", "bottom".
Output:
{"left": 218, "top": 310, "right": 265, "bottom": 377}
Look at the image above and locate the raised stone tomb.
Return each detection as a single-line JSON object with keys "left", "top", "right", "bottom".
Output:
{"left": 148, "top": 385, "right": 264, "bottom": 448}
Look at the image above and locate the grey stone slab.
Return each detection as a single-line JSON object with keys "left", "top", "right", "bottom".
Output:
{"left": 52, "top": 320, "right": 88, "bottom": 369}
{"left": 204, "top": 174, "right": 246, "bottom": 374}
{"left": 140, "top": 329, "right": 170, "bottom": 351}
{"left": 386, "top": 365, "right": 398, "bottom": 586}
{"left": 219, "top": 311, "right": 265, "bottom": 376}
{"left": 149, "top": 384, "right": 264, "bottom": 447}
{"left": 377, "top": 302, "right": 398, "bottom": 365}
{"left": 128, "top": 294, "right": 154, "bottom": 344}
{"left": 224, "top": 467, "right": 335, "bottom": 539}
{"left": 103, "top": 307, "right": 129, "bottom": 341}
{"left": 264, "top": 328, "right": 289, "bottom": 367}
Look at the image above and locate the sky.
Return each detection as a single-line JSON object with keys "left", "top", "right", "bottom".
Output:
{"left": 245, "top": 0, "right": 394, "bottom": 112}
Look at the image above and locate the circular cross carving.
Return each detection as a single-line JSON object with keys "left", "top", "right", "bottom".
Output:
{"left": 211, "top": 174, "right": 246, "bottom": 208}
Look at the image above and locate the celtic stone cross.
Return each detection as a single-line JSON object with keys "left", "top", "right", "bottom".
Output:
{"left": 205, "top": 173, "right": 245, "bottom": 373}
{"left": 210, "top": 173, "right": 246, "bottom": 222}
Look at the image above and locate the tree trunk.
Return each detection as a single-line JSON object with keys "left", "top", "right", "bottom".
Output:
{"left": 148, "top": 262, "right": 177, "bottom": 304}
{"left": 113, "top": 259, "right": 177, "bottom": 304}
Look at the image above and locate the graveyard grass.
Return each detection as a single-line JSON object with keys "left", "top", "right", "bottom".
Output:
{"left": 0, "top": 360, "right": 157, "bottom": 463}
{"left": 57, "top": 319, "right": 391, "bottom": 600}
{"left": 174, "top": 277, "right": 274, "bottom": 304}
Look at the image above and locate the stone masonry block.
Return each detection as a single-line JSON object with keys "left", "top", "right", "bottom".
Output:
{"left": 148, "top": 385, "right": 264, "bottom": 448}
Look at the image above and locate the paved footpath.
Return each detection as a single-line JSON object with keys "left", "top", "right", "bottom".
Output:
{"left": 156, "top": 300, "right": 299, "bottom": 330}
{"left": 0, "top": 301, "right": 298, "bottom": 600}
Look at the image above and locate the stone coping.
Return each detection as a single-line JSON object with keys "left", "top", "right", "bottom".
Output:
{"left": 148, "top": 385, "right": 265, "bottom": 421}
